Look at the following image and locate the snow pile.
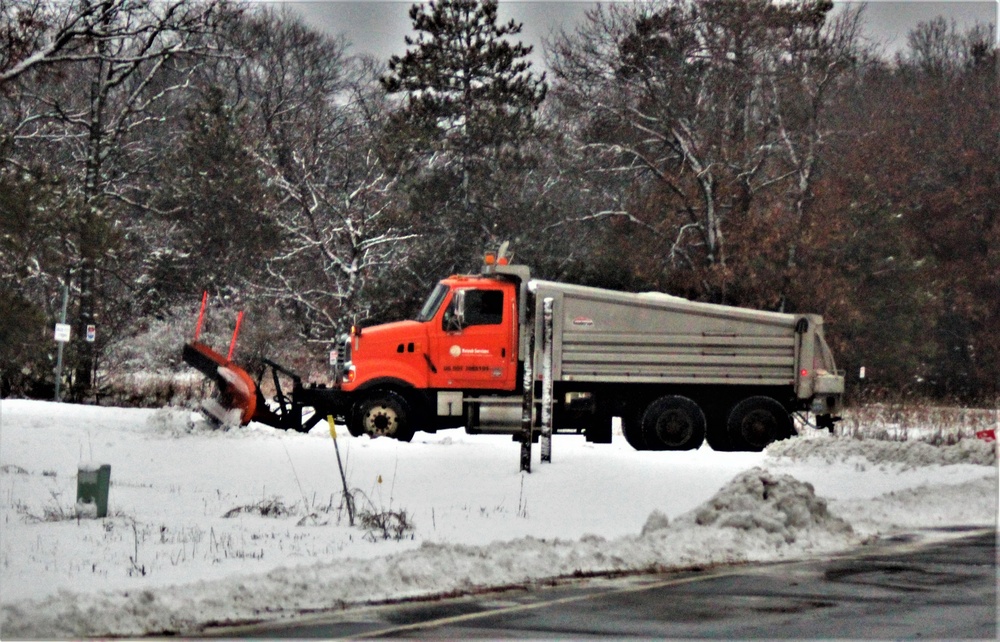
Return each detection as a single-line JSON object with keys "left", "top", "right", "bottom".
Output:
{"left": 767, "top": 434, "right": 997, "bottom": 468}
{"left": 0, "top": 469, "right": 864, "bottom": 639}
{"left": 684, "top": 467, "right": 853, "bottom": 544}
{"left": 145, "top": 407, "right": 215, "bottom": 436}
{"left": 640, "top": 509, "right": 670, "bottom": 536}
{"left": 832, "top": 476, "right": 997, "bottom": 535}
{"left": 0, "top": 400, "right": 995, "bottom": 638}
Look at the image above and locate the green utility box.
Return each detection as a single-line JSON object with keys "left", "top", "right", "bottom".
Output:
{"left": 76, "top": 464, "right": 111, "bottom": 518}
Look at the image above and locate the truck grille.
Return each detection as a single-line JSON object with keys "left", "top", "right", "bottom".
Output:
{"left": 334, "top": 333, "right": 350, "bottom": 381}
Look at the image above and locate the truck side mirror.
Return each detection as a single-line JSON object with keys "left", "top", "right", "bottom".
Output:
{"left": 445, "top": 290, "right": 466, "bottom": 332}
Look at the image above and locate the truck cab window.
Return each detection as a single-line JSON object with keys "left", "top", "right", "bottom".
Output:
{"left": 416, "top": 283, "right": 449, "bottom": 322}
{"left": 463, "top": 290, "right": 504, "bottom": 326}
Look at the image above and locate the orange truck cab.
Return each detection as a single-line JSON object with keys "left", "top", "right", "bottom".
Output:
{"left": 331, "top": 260, "right": 531, "bottom": 441}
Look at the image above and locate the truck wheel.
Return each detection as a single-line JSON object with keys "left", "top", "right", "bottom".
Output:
{"left": 621, "top": 412, "right": 649, "bottom": 451}
{"left": 355, "top": 391, "right": 414, "bottom": 442}
{"left": 641, "top": 396, "right": 706, "bottom": 450}
{"left": 726, "top": 396, "right": 792, "bottom": 451}
{"left": 346, "top": 413, "right": 366, "bottom": 437}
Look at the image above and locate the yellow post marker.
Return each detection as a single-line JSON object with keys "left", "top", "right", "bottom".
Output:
{"left": 328, "top": 415, "right": 354, "bottom": 526}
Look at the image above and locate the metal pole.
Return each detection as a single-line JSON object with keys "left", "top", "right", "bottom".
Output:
{"left": 519, "top": 332, "right": 534, "bottom": 473}
{"left": 227, "top": 310, "right": 244, "bottom": 362}
{"left": 540, "top": 297, "right": 554, "bottom": 463}
{"left": 54, "top": 284, "right": 68, "bottom": 401}
{"left": 193, "top": 290, "right": 208, "bottom": 342}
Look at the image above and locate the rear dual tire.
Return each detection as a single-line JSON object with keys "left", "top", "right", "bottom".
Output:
{"left": 725, "top": 396, "right": 794, "bottom": 451}
{"left": 625, "top": 395, "right": 706, "bottom": 451}
{"left": 624, "top": 394, "right": 792, "bottom": 452}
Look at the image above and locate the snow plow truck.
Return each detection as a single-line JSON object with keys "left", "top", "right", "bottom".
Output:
{"left": 183, "top": 245, "right": 844, "bottom": 452}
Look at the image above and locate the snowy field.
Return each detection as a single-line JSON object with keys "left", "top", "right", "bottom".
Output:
{"left": 0, "top": 399, "right": 996, "bottom": 638}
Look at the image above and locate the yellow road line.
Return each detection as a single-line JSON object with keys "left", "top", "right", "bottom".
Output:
{"left": 343, "top": 568, "right": 743, "bottom": 639}
{"left": 344, "top": 528, "right": 995, "bottom": 639}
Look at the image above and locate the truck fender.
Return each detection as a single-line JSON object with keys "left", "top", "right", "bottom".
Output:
{"left": 354, "top": 376, "right": 417, "bottom": 394}
{"left": 351, "top": 360, "right": 429, "bottom": 391}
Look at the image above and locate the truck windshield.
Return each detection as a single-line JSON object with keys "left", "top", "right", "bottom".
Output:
{"left": 416, "top": 282, "right": 449, "bottom": 322}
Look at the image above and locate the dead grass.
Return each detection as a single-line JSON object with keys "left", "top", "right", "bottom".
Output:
{"left": 222, "top": 497, "right": 296, "bottom": 519}
{"left": 837, "top": 402, "right": 999, "bottom": 443}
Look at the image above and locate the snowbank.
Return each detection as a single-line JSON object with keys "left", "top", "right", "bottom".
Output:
{"left": 686, "top": 468, "right": 853, "bottom": 544}
{"left": 1, "top": 465, "right": 864, "bottom": 639}
{"left": 767, "top": 434, "right": 997, "bottom": 468}
{"left": 0, "top": 400, "right": 996, "bottom": 638}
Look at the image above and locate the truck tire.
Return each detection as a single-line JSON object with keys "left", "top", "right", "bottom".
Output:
{"left": 726, "top": 396, "right": 792, "bottom": 451}
{"left": 346, "top": 413, "right": 366, "bottom": 437}
{"left": 641, "top": 396, "right": 706, "bottom": 451}
{"left": 355, "top": 390, "right": 414, "bottom": 442}
{"left": 621, "top": 412, "right": 649, "bottom": 451}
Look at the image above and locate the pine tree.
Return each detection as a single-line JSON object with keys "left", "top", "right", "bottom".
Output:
{"left": 382, "top": 0, "right": 546, "bottom": 153}
{"left": 381, "top": 0, "right": 547, "bottom": 271}
{"left": 147, "top": 87, "right": 278, "bottom": 313}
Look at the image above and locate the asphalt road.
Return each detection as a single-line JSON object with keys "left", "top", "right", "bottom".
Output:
{"left": 217, "top": 528, "right": 997, "bottom": 639}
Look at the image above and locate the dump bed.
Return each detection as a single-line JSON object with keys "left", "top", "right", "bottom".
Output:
{"left": 529, "top": 280, "right": 837, "bottom": 399}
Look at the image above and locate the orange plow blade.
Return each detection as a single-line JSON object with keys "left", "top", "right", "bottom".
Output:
{"left": 182, "top": 342, "right": 258, "bottom": 426}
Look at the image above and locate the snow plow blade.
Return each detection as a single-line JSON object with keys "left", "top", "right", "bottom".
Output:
{"left": 182, "top": 342, "right": 258, "bottom": 426}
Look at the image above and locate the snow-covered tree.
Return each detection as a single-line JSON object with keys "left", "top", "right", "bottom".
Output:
{"left": 225, "top": 9, "right": 417, "bottom": 342}
{"left": 548, "top": 0, "right": 860, "bottom": 306}
{"left": 1, "top": 0, "right": 228, "bottom": 398}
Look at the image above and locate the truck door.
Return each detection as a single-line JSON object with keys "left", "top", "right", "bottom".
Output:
{"left": 429, "top": 285, "right": 516, "bottom": 390}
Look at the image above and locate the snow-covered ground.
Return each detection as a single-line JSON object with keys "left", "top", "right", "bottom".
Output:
{"left": 0, "top": 399, "right": 996, "bottom": 638}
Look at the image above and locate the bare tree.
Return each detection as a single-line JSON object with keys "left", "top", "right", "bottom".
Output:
{"left": 1, "top": 0, "right": 229, "bottom": 398}
{"left": 765, "top": 3, "right": 866, "bottom": 310}
{"left": 225, "top": 10, "right": 418, "bottom": 341}
{"left": 548, "top": 0, "right": 861, "bottom": 305}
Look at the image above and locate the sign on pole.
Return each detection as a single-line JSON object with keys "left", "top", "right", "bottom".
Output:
{"left": 54, "top": 285, "right": 69, "bottom": 402}
{"left": 86, "top": 325, "right": 96, "bottom": 343}
{"left": 54, "top": 323, "right": 71, "bottom": 343}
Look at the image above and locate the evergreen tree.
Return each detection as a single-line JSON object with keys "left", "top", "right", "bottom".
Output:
{"left": 147, "top": 87, "right": 279, "bottom": 313}
{"left": 381, "top": 0, "right": 547, "bottom": 272}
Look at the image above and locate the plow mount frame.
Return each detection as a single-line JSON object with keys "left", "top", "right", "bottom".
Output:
{"left": 183, "top": 341, "right": 351, "bottom": 432}
{"left": 181, "top": 294, "right": 351, "bottom": 432}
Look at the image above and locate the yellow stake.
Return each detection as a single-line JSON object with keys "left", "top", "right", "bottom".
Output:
{"left": 327, "top": 415, "right": 354, "bottom": 526}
